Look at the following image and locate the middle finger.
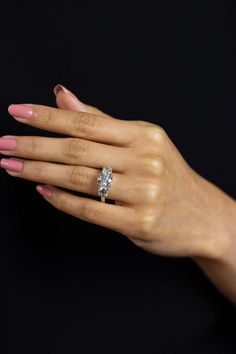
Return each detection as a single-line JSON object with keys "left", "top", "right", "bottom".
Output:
{"left": 0, "top": 136, "right": 130, "bottom": 172}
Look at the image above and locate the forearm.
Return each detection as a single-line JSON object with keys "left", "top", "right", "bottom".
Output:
{"left": 193, "top": 180, "right": 236, "bottom": 306}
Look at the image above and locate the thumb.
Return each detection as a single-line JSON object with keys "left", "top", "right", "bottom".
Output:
{"left": 54, "top": 84, "right": 105, "bottom": 115}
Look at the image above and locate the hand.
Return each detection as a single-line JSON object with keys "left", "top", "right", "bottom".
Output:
{"left": 0, "top": 85, "right": 229, "bottom": 259}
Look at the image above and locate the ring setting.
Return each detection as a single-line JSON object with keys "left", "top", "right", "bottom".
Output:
{"left": 97, "top": 167, "right": 113, "bottom": 203}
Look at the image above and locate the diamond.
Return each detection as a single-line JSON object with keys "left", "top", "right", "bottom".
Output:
{"left": 97, "top": 167, "right": 113, "bottom": 199}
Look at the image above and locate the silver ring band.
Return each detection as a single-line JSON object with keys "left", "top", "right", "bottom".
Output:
{"left": 97, "top": 167, "right": 113, "bottom": 203}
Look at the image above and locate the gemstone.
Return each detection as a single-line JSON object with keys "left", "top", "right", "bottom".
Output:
{"left": 97, "top": 167, "right": 113, "bottom": 197}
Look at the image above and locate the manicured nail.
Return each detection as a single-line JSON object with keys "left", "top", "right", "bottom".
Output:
{"left": 8, "top": 104, "right": 33, "bottom": 120}
{"left": 54, "top": 84, "right": 70, "bottom": 96}
{"left": 53, "top": 84, "right": 87, "bottom": 111}
{"left": 0, "top": 158, "right": 23, "bottom": 172}
{"left": 36, "top": 185, "right": 53, "bottom": 199}
{"left": 0, "top": 138, "right": 17, "bottom": 151}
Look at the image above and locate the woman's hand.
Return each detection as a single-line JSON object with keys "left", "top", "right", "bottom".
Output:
{"left": 0, "top": 85, "right": 234, "bottom": 261}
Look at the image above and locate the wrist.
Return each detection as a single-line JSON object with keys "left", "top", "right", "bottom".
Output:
{"left": 191, "top": 189, "right": 236, "bottom": 306}
{"left": 215, "top": 200, "right": 236, "bottom": 265}
{"left": 194, "top": 188, "right": 236, "bottom": 265}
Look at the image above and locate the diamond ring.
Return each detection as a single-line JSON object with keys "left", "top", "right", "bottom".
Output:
{"left": 97, "top": 167, "right": 113, "bottom": 203}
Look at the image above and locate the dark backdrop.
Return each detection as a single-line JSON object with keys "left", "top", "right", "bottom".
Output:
{"left": 1, "top": 1, "right": 236, "bottom": 353}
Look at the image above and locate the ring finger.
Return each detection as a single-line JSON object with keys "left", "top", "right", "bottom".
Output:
{"left": 0, "top": 158, "right": 133, "bottom": 203}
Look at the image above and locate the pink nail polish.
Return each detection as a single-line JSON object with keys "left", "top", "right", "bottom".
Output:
{"left": 53, "top": 84, "right": 87, "bottom": 112}
{"left": 36, "top": 185, "right": 53, "bottom": 199}
{"left": 8, "top": 104, "right": 33, "bottom": 119}
{"left": 0, "top": 138, "right": 17, "bottom": 151}
{"left": 54, "top": 84, "right": 70, "bottom": 96}
{"left": 0, "top": 158, "right": 23, "bottom": 172}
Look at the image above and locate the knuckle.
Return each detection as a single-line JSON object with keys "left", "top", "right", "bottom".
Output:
{"left": 56, "top": 194, "right": 69, "bottom": 212}
{"left": 64, "top": 138, "right": 88, "bottom": 161}
{"left": 72, "top": 112, "right": 97, "bottom": 137}
{"left": 37, "top": 108, "right": 54, "bottom": 126}
{"left": 145, "top": 125, "right": 167, "bottom": 144}
{"left": 150, "top": 157, "right": 165, "bottom": 176}
{"left": 79, "top": 201, "right": 100, "bottom": 221}
{"left": 26, "top": 138, "right": 38, "bottom": 154}
{"left": 136, "top": 210, "right": 155, "bottom": 238}
{"left": 141, "top": 182, "right": 160, "bottom": 203}
{"left": 31, "top": 163, "right": 43, "bottom": 179}
{"left": 142, "top": 156, "right": 165, "bottom": 177}
{"left": 68, "top": 166, "right": 87, "bottom": 187}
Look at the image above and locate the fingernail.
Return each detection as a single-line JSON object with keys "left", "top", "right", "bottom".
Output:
{"left": 53, "top": 84, "right": 87, "bottom": 111}
{"left": 36, "top": 185, "right": 53, "bottom": 199}
{"left": 0, "top": 158, "right": 23, "bottom": 172}
{"left": 54, "top": 84, "right": 70, "bottom": 96}
{"left": 8, "top": 104, "right": 33, "bottom": 120}
{"left": 0, "top": 138, "right": 17, "bottom": 151}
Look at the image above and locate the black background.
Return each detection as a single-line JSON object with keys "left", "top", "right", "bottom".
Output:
{"left": 1, "top": 1, "right": 236, "bottom": 353}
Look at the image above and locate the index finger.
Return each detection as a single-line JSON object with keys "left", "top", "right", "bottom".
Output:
{"left": 8, "top": 104, "right": 137, "bottom": 146}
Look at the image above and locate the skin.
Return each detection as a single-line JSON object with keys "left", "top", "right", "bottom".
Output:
{"left": 1, "top": 85, "right": 236, "bottom": 305}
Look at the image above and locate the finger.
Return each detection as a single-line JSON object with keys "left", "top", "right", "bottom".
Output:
{"left": 36, "top": 184, "right": 134, "bottom": 234}
{"left": 54, "top": 84, "right": 107, "bottom": 115}
{"left": 0, "top": 136, "right": 130, "bottom": 171}
{"left": 1, "top": 158, "right": 130, "bottom": 202}
{"left": 8, "top": 104, "right": 137, "bottom": 146}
